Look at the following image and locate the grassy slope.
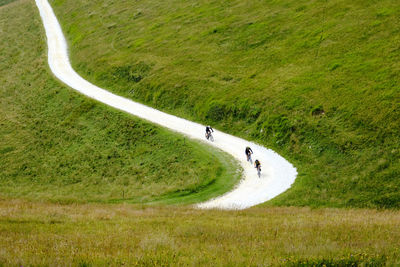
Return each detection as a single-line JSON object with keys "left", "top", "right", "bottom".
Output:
{"left": 51, "top": 0, "right": 400, "bottom": 208}
{"left": 0, "top": 0, "right": 240, "bottom": 204}
{"left": 1, "top": 199, "right": 399, "bottom": 266}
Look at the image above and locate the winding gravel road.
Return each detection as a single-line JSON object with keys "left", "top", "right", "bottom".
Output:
{"left": 35, "top": 0, "right": 297, "bottom": 209}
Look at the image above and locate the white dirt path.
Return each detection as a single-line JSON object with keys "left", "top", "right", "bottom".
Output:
{"left": 35, "top": 0, "right": 297, "bottom": 210}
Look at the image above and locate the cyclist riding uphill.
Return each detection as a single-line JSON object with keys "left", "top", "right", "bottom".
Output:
{"left": 254, "top": 159, "right": 261, "bottom": 177}
{"left": 245, "top": 146, "right": 253, "bottom": 162}
{"left": 205, "top": 126, "right": 214, "bottom": 140}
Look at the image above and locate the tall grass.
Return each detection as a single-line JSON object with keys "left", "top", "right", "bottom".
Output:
{"left": 1, "top": 199, "right": 399, "bottom": 266}
{"left": 51, "top": 0, "right": 400, "bottom": 208}
{"left": 0, "top": 0, "right": 240, "bottom": 204}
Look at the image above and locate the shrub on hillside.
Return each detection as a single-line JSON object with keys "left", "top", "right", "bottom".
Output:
{"left": 205, "top": 100, "right": 228, "bottom": 122}
{"left": 112, "top": 62, "right": 151, "bottom": 83}
{"left": 255, "top": 114, "right": 294, "bottom": 146}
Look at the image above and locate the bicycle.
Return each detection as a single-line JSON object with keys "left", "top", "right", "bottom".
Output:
{"left": 254, "top": 160, "right": 261, "bottom": 178}
{"left": 205, "top": 131, "right": 214, "bottom": 142}
{"left": 256, "top": 165, "right": 261, "bottom": 178}
{"left": 246, "top": 153, "right": 253, "bottom": 164}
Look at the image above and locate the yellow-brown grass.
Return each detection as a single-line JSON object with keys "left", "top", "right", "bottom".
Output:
{"left": 1, "top": 199, "right": 399, "bottom": 266}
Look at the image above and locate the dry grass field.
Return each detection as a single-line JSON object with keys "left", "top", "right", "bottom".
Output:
{"left": 1, "top": 199, "right": 399, "bottom": 265}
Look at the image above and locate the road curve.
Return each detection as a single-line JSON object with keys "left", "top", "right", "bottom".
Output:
{"left": 35, "top": 0, "right": 297, "bottom": 209}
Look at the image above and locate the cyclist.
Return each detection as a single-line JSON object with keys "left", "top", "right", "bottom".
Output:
{"left": 254, "top": 159, "right": 261, "bottom": 177}
{"left": 245, "top": 146, "right": 253, "bottom": 162}
{"left": 205, "top": 126, "right": 214, "bottom": 140}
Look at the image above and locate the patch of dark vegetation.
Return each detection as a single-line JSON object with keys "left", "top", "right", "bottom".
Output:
{"left": 255, "top": 114, "right": 294, "bottom": 146}
{"left": 166, "top": 177, "right": 217, "bottom": 198}
{"left": 373, "top": 192, "right": 400, "bottom": 209}
{"left": 0, "top": 0, "right": 17, "bottom": 7}
{"left": 111, "top": 61, "right": 151, "bottom": 83}
{"left": 0, "top": 218, "right": 63, "bottom": 225}
{"left": 311, "top": 105, "right": 325, "bottom": 116}
{"left": 205, "top": 100, "right": 228, "bottom": 121}
{"left": 77, "top": 260, "right": 92, "bottom": 267}
{"left": 0, "top": 146, "right": 14, "bottom": 154}
{"left": 284, "top": 254, "right": 387, "bottom": 266}
{"left": 329, "top": 62, "right": 341, "bottom": 71}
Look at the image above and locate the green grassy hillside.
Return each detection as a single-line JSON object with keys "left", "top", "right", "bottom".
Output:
{"left": 51, "top": 0, "right": 400, "bottom": 208}
{"left": 0, "top": 0, "right": 240, "bottom": 204}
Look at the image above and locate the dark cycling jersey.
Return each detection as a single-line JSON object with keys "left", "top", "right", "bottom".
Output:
{"left": 254, "top": 160, "right": 261, "bottom": 168}
{"left": 205, "top": 126, "right": 213, "bottom": 133}
{"left": 245, "top": 146, "right": 253, "bottom": 155}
